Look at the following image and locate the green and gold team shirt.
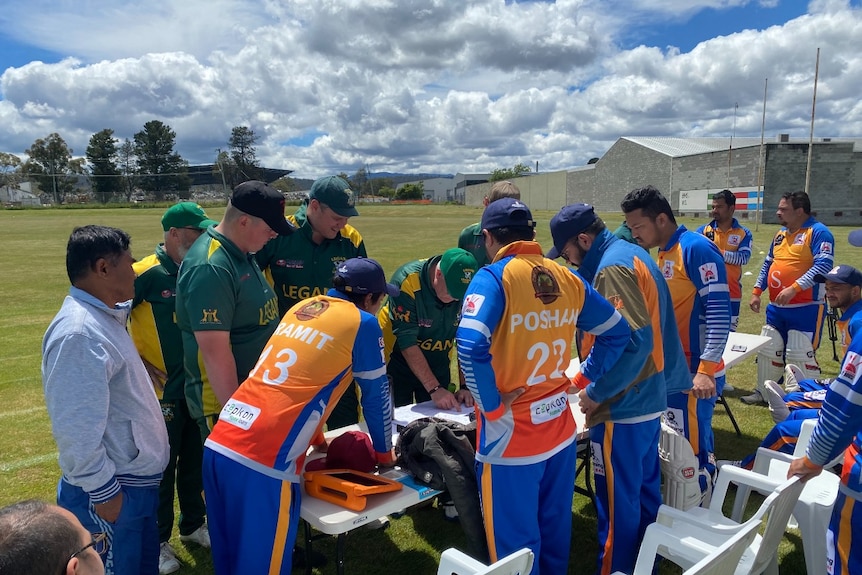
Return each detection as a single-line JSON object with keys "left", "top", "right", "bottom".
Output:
{"left": 378, "top": 256, "right": 461, "bottom": 389}
{"left": 176, "top": 227, "right": 280, "bottom": 422}
{"left": 256, "top": 203, "right": 367, "bottom": 316}
{"left": 458, "top": 222, "right": 490, "bottom": 268}
{"left": 129, "top": 245, "right": 185, "bottom": 400}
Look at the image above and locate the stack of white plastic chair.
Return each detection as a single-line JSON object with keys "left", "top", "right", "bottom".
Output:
{"left": 612, "top": 516, "right": 760, "bottom": 575}
{"left": 646, "top": 465, "right": 804, "bottom": 574}
{"left": 437, "top": 548, "right": 533, "bottom": 575}
{"left": 732, "top": 419, "right": 840, "bottom": 575}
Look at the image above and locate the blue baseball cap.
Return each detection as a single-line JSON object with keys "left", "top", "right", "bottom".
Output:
{"left": 814, "top": 265, "right": 862, "bottom": 287}
{"left": 547, "top": 203, "right": 598, "bottom": 259}
{"left": 849, "top": 230, "right": 862, "bottom": 248}
{"left": 481, "top": 198, "right": 535, "bottom": 230}
{"left": 334, "top": 258, "right": 400, "bottom": 297}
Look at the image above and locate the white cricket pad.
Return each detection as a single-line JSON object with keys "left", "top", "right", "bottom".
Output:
{"left": 785, "top": 329, "right": 821, "bottom": 379}
{"left": 756, "top": 325, "right": 785, "bottom": 395}
{"left": 659, "top": 421, "right": 712, "bottom": 510}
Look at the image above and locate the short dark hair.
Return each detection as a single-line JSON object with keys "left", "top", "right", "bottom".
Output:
{"left": 620, "top": 185, "right": 676, "bottom": 224}
{"left": 487, "top": 226, "right": 535, "bottom": 246}
{"left": 66, "top": 225, "right": 131, "bottom": 284}
{"left": 781, "top": 191, "right": 811, "bottom": 214}
{"left": 713, "top": 189, "right": 736, "bottom": 206}
{"left": 0, "top": 500, "right": 81, "bottom": 575}
{"left": 331, "top": 275, "right": 384, "bottom": 307}
{"left": 582, "top": 217, "right": 607, "bottom": 237}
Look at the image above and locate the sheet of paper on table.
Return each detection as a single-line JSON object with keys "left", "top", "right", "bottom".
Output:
{"left": 392, "top": 402, "right": 473, "bottom": 427}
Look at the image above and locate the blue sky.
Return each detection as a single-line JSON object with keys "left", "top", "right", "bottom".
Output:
{"left": 1, "top": 1, "right": 860, "bottom": 177}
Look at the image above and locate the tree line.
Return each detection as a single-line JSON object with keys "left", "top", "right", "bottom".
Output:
{"left": 0, "top": 123, "right": 270, "bottom": 204}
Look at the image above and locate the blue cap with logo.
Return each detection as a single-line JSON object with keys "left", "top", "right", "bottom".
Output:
{"left": 335, "top": 258, "right": 400, "bottom": 297}
{"left": 546, "top": 203, "right": 598, "bottom": 259}
{"left": 814, "top": 265, "right": 862, "bottom": 287}
{"left": 481, "top": 198, "right": 535, "bottom": 230}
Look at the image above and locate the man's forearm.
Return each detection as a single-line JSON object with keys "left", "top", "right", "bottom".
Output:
{"left": 401, "top": 345, "right": 442, "bottom": 392}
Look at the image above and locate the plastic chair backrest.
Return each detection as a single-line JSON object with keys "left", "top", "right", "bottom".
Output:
{"left": 748, "top": 475, "right": 805, "bottom": 574}
{"left": 480, "top": 548, "right": 534, "bottom": 575}
{"left": 437, "top": 548, "right": 534, "bottom": 575}
{"left": 792, "top": 419, "right": 817, "bottom": 458}
{"left": 683, "top": 519, "right": 760, "bottom": 575}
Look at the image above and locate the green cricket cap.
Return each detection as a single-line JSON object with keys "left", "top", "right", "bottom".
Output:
{"left": 309, "top": 176, "right": 359, "bottom": 217}
{"left": 161, "top": 202, "right": 218, "bottom": 232}
{"left": 439, "top": 248, "right": 478, "bottom": 301}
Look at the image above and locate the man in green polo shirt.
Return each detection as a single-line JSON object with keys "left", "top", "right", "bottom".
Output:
{"left": 256, "top": 175, "right": 367, "bottom": 316}
{"left": 458, "top": 180, "right": 520, "bottom": 267}
{"left": 256, "top": 175, "right": 367, "bottom": 428}
{"left": 380, "top": 248, "right": 478, "bottom": 408}
{"left": 130, "top": 202, "right": 217, "bottom": 574}
{"left": 176, "top": 181, "right": 295, "bottom": 439}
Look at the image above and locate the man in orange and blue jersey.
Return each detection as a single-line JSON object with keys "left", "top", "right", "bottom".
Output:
{"left": 745, "top": 190, "right": 834, "bottom": 405}
{"left": 696, "top": 189, "right": 752, "bottom": 331}
{"left": 456, "top": 198, "right": 633, "bottom": 575}
{"left": 622, "top": 185, "right": 731, "bottom": 487}
{"left": 548, "top": 203, "right": 690, "bottom": 575}
{"left": 202, "top": 258, "right": 398, "bottom": 575}
{"left": 789, "top": 232, "right": 862, "bottom": 575}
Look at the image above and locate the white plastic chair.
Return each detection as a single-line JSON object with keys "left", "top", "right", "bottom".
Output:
{"left": 649, "top": 466, "right": 804, "bottom": 575}
{"left": 437, "top": 548, "right": 534, "bottom": 575}
{"left": 732, "top": 419, "right": 840, "bottom": 575}
{"left": 612, "top": 517, "right": 760, "bottom": 575}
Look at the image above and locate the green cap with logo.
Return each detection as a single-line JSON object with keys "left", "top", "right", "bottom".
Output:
{"left": 439, "top": 248, "right": 478, "bottom": 301}
{"left": 161, "top": 202, "right": 218, "bottom": 232}
{"left": 310, "top": 176, "right": 359, "bottom": 217}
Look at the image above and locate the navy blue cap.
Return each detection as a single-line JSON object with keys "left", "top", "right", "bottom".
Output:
{"left": 481, "top": 198, "right": 535, "bottom": 230}
{"left": 335, "top": 258, "right": 400, "bottom": 297}
{"left": 849, "top": 230, "right": 862, "bottom": 247}
{"left": 814, "top": 265, "right": 862, "bottom": 287}
{"left": 547, "top": 203, "right": 598, "bottom": 259}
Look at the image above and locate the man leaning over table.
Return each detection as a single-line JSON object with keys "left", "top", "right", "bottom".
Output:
{"left": 202, "top": 258, "right": 397, "bottom": 575}
{"left": 547, "top": 203, "right": 690, "bottom": 575}
{"left": 456, "top": 198, "right": 632, "bottom": 574}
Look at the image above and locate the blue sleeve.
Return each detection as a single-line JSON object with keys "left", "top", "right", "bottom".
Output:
{"left": 352, "top": 312, "right": 393, "bottom": 453}
{"left": 795, "top": 224, "right": 835, "bottom": 290}
{"left": 456, "top": 266, "right": 507, "bottom": 415}
{"left": 584, "top": 265, "right": 651, "bottom": 403}
{"left": 725, "top": 228, "right": 752, "bottom": 266}
{"left": 684, "top": 239, "right": 730, "bottom": 365}
{"left": 574, "top": 274, "right": 632, "bottom": 384}
{"left": 806, "top": 337, "right": 862, "bottom": 466}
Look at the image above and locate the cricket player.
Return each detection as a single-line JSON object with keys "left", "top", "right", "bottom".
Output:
{"left": 203, "top": 258, "right": 398, "bottom": 575}
{"left": 456, "top": 198, "right": 632, "bottom": 574}
{"left": 745, "top": 190, "right": 834, "bottom": 404}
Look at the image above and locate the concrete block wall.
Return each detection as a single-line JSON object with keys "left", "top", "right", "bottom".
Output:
{"left": 589, "top": 139, "right": 672, "bottom": 211}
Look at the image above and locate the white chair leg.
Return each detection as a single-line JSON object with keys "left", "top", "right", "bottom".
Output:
{"left": 796, "top": 504, "right": 831, "bottom": 575}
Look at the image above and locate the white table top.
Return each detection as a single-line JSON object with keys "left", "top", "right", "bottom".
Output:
{"left": 722, "top": 331, "right": 772, "bottom": 370}
{"left": 300, "top": 424, "right": 440, "bottom": 534}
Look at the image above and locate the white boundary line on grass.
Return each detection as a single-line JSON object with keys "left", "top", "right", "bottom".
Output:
{"left": 0, "top": 406, "right": 46, "bottom": 419}
{"left": 0, "top": 452, "right": 57, "bottom": 473}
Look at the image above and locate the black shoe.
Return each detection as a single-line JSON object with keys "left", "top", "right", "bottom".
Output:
{"left": 292, "top": 546, "right": 327, "bottom": 569}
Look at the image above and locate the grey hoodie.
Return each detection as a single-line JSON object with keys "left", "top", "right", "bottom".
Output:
{"left": 42, "top": 286, "right": 169, "bottom": 503}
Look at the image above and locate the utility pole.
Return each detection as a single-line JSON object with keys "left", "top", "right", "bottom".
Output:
{"left": 804, "top": 47, "right": 820, "bottom": 196}
{"left": 755, "top": 79, "right": 768, "bottom": 231}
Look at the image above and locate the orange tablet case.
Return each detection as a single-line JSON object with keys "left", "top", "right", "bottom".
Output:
{"left": 303, "top": 469, "right": 403, "bottom": 511}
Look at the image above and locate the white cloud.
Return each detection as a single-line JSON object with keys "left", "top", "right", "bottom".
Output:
{"left": 0, "top": 0, "right": 860, "bottom": 177}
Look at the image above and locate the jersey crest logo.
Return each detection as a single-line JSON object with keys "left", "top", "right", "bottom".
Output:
{"left": 607, "top": 294, "right": 624, "bottom": 310}
{"left": 531, "top": 265, "right": 561, "bottom": 305}
{"left": 200, "top": 309, "right": 220, "bottom": 324}
{"left": 774, "top": 233, "right": 785, "bottom": 247}
{"left": 793, "top": 233, "right": 805, "bottom": 246}
{"left": 705, "top": 230, "right": 715, "bottom": 241}
{"left": 418, "top": 318, "right": 433, "bottom": 328}
{"left": 820, "top": 241, "right": 833, "bottom": 255}
{"left": 161, "top": 289, "right": 174, "bottom": 298}
{"left": 294, "top": 300, "right": 329, "bottom": 321}
{"left": 727, "top": 234, "right": 741, "bottom": 246}
{"left": 699, "top": 262, "right": 719, "bottom": 284}
{"left": 662, "top": 260, "right": 674, "bottom": 279}
{"left": 462, "top": 294, "right": 485, "bottom": 317}
{"left": 842, "top": 352, "right": 861, "bottom": 382}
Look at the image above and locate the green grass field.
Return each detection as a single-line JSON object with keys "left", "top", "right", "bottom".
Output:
{"left": 2, "top": 204, "right": 861, "bottom": 574}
